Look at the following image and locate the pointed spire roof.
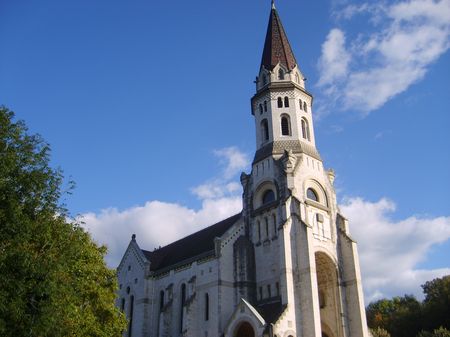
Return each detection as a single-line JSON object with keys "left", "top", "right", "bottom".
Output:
{"left": 260, "top": 2, "right": 297, "bottom": 71}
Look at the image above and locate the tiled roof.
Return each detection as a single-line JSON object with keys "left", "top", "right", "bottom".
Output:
{"left": 142, "top": 213, "right": 241, "bottom": 272}
{"left": 260, "top": 5, "right": 297, "bottom": 71}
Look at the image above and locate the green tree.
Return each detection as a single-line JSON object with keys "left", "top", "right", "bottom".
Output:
{"left": 366, "top": 295, "right": 422, "bottom": 337}
{"left": 0, "top": 107, "right": 126, "bottom": 336}
{"left": 422, "top": 276, "right": 450, "bottom": 331}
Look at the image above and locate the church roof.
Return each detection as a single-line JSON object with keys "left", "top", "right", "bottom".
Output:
{"left": 142, "top": 213, "right": 241, "bottom": 272}
{"left": 260, "top": 2, "right": 297, "bottom": 71}
{"left": 256, "top": 300, "right": 287, "bottom": 324}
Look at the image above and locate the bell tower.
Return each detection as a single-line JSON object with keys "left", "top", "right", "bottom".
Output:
{"left": 240, "top": 2, "right": 370, "bottom": 336}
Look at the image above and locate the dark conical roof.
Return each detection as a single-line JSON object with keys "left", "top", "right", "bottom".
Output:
{"left": 260, "top": 3, "right": 297, "bottom": 71}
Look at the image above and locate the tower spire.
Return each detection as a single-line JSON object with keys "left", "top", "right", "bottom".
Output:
{"left": 260, "top": 3, "right": 297, "bottom": 71}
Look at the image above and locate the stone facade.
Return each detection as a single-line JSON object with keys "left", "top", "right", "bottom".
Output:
{"left": 116, "top": 4, "right": 369, "bottom": 337}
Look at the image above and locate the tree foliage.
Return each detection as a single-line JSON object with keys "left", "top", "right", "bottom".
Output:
{"left": 370, "top": 327, "right": 391, "bottom": 337}
{"left": 0, "top": 107, "right": 126, "bottom": 336}
{"left": 418, "top": 327, "right": 450, "bottom": 337}
{"left": 366, "top": 275, "right": 450, "bottom": 337}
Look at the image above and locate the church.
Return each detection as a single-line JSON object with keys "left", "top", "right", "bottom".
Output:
{"left": 116, "top": 3, "right": 369, "bottom": 337}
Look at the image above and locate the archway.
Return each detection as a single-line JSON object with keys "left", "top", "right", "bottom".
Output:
{"left": 235, "top": 321, "right": 255, "bottom": 337}
{"left": 315, "top": 252, "right": 341, "bottom": 337}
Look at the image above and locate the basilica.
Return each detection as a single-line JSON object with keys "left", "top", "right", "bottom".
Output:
{"left": 116, "top": 3, "right": 369, "bottom": 337}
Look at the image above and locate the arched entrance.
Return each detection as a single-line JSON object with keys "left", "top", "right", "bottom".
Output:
{"left": 315, "top": 252, "right": 341, "bottom": 337}
{"left": 235, "top": 321, "right": 255, "bottom": 337}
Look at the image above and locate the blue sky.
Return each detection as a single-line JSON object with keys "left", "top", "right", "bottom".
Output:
{"left": 1, "top": 0, "right": 449, "bottom": 303}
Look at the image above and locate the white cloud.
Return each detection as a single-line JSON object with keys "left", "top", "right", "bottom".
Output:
{"left": 192, "top": 147, "right": 250, "bottom": 199}
{"left": 81, "top": 146, "right": 249, "bottom": 267}
{"left": 81, "top": 197, "right": 242, "bottom": 268}
{"left": 318, "top": 29, "right": 351, "bottom": 87}
{"left": 341, "top": 197, "right": 450, "bottom": 301}
{"left": 317, "top": 0, "right": 450, "bottom": 116}
{"left": 213, "top": 146, "right": 249, "bottom": 180}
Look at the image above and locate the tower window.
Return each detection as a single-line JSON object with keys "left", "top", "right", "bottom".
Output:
{"left": 281, "top": 115, "right": 291, "bottom": 136}
{"left": 264, "top": 100, "right": 267, "bottom": 112}
{"left": 259, "top": 104, "right": 263, "bottom": 114}
{"left": 278, "top": 68, "right": 285, "bottom": 80}
{"left": 262, "top": 74, "right": 267, "bottom": 85}
{"left": 267, "top": 284, "right": 271, "bottom": 298}
{"left": 262, "top": 190, "right": 275, "bottom": 204}
{"left": 301, "top": 118, "right": 310, "bottom": 141}
{"left": 299, "top": 99, "right": 303, "bottom": 110}
{"left": 303, "top": 101, "right": 308, "bottom": 112}
{"left": 276, "top": 282, "right": 280, "bottom": 296}
{"left": 295, "top": 73, "right": 300, "bottom": 83}
{"left": 307, "top": 188, "right": 319, "bottom": 202}
{"left": 284, "top": 96, "right": 289, "bottom": 107}
{"left": 265, "top": 217, "right": 269, "bottom": 238}
{"left": 261, "top": 119, "right": 269, "bottom": 142}
{"left": 277, "top": 97, "right": 283, "bottom": 108}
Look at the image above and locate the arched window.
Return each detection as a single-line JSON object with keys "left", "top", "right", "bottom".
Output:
{"left": 259, "top": 104, "right": 263, "bottom": 114}
{"left": 301, "top": 118, "right": 310, "bottom": 141}
{"left": 281, "top": 115, "right": 291, "bottom": 136}
{"left": 261, "top": 119, "right": 269, "bottom": 142}
{"left": 120, "top": 298, "right": 125, "bottom": 312}
{"left": 307, "top": 188, "right": 319, "bottom": 202}
{"left": 205, "top": 293, "right": 209, "bottom": 321}
{"left": 278, "top": 68, "right": 284, "bottom": 80}
{"left": 303, "top": 101, "right": 308, "bottom": 112}
{"left": 284, "top": 96, "right": 289, "bottom": 107}
{"left": 262, "top": 190, "right": 275, "bottom": 204}
{"left": 295, "top": 73, "right": 300, "bottom": 83}
{"left": 180, "top": 284, "right": 186, "bottom": 332}
{"left": 264, "top": 100, "right": 267, "bottom": 112}
{"left": 277, "top": 97, "right": 283, "bottom": 108}
{"left": 299, "top": 99, "right": 303, "bottom": 110}
{"left": 159, "top": 290, "right": 164, "bottom": 311}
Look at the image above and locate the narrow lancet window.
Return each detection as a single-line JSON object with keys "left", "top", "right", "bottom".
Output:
{"left": 261, "top": 119, "right": 269, "bottom": 142}
{"left": 301, "top": 118, "right": 310, "bottom": 141}
{"left": 277, "top": 97, "right": 283, "bottom": 108}
{"left": 264, "top": 100, "right": 267, "bottom": 112}
{"left": 281, "top": 115, "right": 290, "bottom": 136}
{"left": 284, "top": 96, "right": 289, "bottom": 107}
{"left": 205, "top": 293, "right": 209, "bottom": 321}
{"left": 160, "top": 291, "right": 164, "bottom": 311}
{"left": 278, "top": 68, "right": 284, "bottom": 80}
{"left": 180, "top": 284, "right": 186, "bottom": 333}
